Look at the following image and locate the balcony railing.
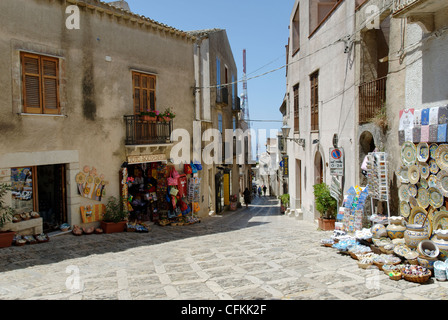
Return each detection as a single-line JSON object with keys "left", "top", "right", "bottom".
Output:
{"left": 393, "top": 0, "right": 420, "bottom": 13}
{"left": 359, "top": 77, "right": 387, "bottom": 124}
{"left": 124, "top": 115, "right": 172, "bottom": 145}
{"left": 393, "top": 0, "right": 446, "bottom": 17}
{"left": 216, "top": 87, "right": 229, "bottom": 105}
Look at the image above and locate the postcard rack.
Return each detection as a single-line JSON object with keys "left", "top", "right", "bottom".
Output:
{"left": 366, "top": 152, "right": 391, "bottom": 219}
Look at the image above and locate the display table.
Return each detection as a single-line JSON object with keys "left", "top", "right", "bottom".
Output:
{"left": 1, "top": 218, "right": 43, "bottom": 235}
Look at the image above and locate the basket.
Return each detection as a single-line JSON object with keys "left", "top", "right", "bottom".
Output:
{"left": 373, "top": 262, "right": 385, "bottom": 270}
{"left": 350, "top": 252, "right": 359, "bottom": 260}
{"left": 403, "top": 271, "right": 432, "bottom": 283}
{"left": 357, "top": 261, "right": 373, "bottom": 269}
{"left": 389, "top": 273, "right": 402, "bottom": 281}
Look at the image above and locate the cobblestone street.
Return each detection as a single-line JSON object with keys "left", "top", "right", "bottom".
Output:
{"left": 0, "top": 196, "right": 447, "bottom": 301}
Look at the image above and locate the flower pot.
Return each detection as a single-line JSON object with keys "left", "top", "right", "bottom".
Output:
{"left": 100, "top": 221, "right": 127, "bottom": 234}
{"left": 0, "top": 231, "right": 15, "bottom": 248}
{"left": 142, "top": 116, "right": 157, "bottom": 121}
{"left": 404, "top": 224, "right": 429, "bottom": 249}
{"left": 319, "top": 218, "right": 335, "bottom": 231}
{"left": 386, "top": 217, "right": 406, "bottom": 239}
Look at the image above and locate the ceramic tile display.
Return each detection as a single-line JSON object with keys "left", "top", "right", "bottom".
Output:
{"left": 397, "top": 106, "right": 448, "bottom": 241}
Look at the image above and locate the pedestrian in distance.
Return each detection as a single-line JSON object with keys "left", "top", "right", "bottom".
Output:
{"left": 258, "top": 186, "right": 262, "bottom": 197}
{"left": 263, "top": 185, "right": 267, "bottom": 196}
{"left": 243, "top": 188, "right": 251, "bottom": 208}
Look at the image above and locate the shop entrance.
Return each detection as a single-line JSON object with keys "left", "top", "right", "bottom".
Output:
{"left": 215, "top": 173, "right": 223, "bottom": 214}
{"left": 37, "top": 164, "right": 67, "bottom": 232}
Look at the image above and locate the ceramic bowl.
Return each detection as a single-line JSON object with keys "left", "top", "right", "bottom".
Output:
{"left": 418, "top": 240, "right": 440, "bottom": 259}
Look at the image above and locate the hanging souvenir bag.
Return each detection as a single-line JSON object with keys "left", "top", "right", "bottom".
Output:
{"left": 190, "top": 162, "right": 198, "bottom": 174}
{"left": 170, "top": 187, "right": 179, "bottom": 196}
{"left": 177, "top": 174, "right": 188, "bottom": 198}
{"left": 171, "top": 166, "right": 180, "bottom": 178}
{"left": 184, "top": 163, "right": 193, "bottom": 175}
{"left": 193, "top": 202, "right": 200, "bottom": 213}
{"left": 167, "top": 168, "right": 178, "bottom": 186}
{"left": 193, "top": 161, "right": 203, "bottom": 171}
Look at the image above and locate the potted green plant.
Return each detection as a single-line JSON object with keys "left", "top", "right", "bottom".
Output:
{"left": 101, "top": 196, "right": 128, "bottom": 234}
{"left": 0, "top": 184, "right": 16, "bottom": 248}
{"left": 313, "top": 183, "right": 337, "bottom": 231}
{"left": 161, "top": 107, "right": 176, "bottom": 122}
{"left": 140, "top": 109, "right": 160, "bottom": 121}
{"left": 278, "top": 194, "right": 290, "bottom": 214}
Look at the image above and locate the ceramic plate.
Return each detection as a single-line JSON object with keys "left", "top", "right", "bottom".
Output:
{"left": 417, "top": 187, "right": 430, "bottom": 208}
{"left": 429, "top": 187, "right": 444, "bottom": 209}
{"left": 433, "top": 211, "right": 448, "bottom": 230}
{"left": 418, "top": 177, "right": 428, "bottom": 189}
{"left": 394, "top": 244, "right": 412, "bottom": 258}
{"left": 409, "top": 196, "right": 418, "bottom": 208}
{"left": 409, "top": 206, "right": 432, "bottom": 236}
{"left": 436, "top": 170, "right": 448, "bottom": 197}
{"left": 396, "top": 166, "right": 410, "bottom": 183}
{"left": 428, "top": 175, "right": 438, "bottom": 189}
{"left": 429, "top": 159, "right": 439, "bottom": 175}
{"left": 408, "top": 165, "right": 420, "bottom": 184}
{"left": 417, "top": 142, "right": 430, "bottom": 162}
{"left": 400, "top": 201, "right": 411, "bottom": 218}
{"left": 401, "top": 142, "right": 417, "bottom": 167}
{"left": 419, "top": 162, "right": 430, "bottom": 179}
{"left": 409, "top": 184, "right": 418, "bottom": 197}
{"left": 435, "top": 144, "right": 448, "bottom": 171}
{"left": 430, "top": 143, "right": 439, "bottom": 159}
{"left": 399, "top": 184, "right": 410, "bottom": 202}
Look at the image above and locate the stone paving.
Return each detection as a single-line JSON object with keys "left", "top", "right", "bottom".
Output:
{"left": 0, "top": 196, "right": 447, "bottom": 300}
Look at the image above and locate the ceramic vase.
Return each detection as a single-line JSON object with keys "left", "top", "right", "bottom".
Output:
{"left": 371, "top": 224, "right": 387, "bottom": 239}
{"left": 432, "top": 230, "right": 448, "bottom": 260}
{"left": 404, "top": 224, "right": 429, "bottom": 249}
{"left": 386, "top": 217, "right": 406, "bottom": 239}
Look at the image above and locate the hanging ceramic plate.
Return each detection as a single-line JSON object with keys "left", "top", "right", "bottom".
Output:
{"left": 400, "top": 201, "right": 411, "bottom": 218}
{"left": 401, "top": 141, "right": 417, "bottom": 167}
{"left": 399, "top": 184, "right": 410, "bottom": 202}
{"left": 409, "top": 196, "right": 418, "bottom": 208}
{"left": 409, "top": 206, "right": 432, "bottom": 236}
{"left": 430, "top": 143, "right": 438, "bottom": 159}
{"left": 429, "top": 187, "right": 444, "bottom": 209}
{"left": 396, "top": 166, "right": 410, "bottom": 183}
{"left": 418, "top": 177, "right": 428, "bottom": 189}
{"left": 429, "top": 159, "right": 439, "bottom": 175}
{"left": 435, "top": 144, "right": 448, "bottom": 171}
{"left": 417, "top": 142, "right": 430, "bottom": 162}
{"left": 436, "top": 170, "right": 448, "bottom": 197}
{"left": 433, "top": 210, "right": 448, "bottom": 230}
{"left": 417, "top": 187, "right": 430, "bottom": 208}
{"left": 419, "top": 162, "right": 430, "bottom": 179}
{"left": 428, "top": 175, "right": 438, "bottom": 189}
{"left": 409, "top": 184, "right": 418, "bottom": 197}
{"left": 408, "top": 165, "right": 420, "bottom": 184}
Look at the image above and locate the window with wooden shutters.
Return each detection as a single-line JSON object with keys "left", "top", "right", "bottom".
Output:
{"left": 133, "top": 72, "right": 156, "bottom": 115}
{"left": 293, "top": 84, "right": 299, "bottom": 133}
{"left": 21, "top": 52, "right": 60, "bottom": 114}
{"left": 310, "top": 71, "right": 319, "bottom": 131}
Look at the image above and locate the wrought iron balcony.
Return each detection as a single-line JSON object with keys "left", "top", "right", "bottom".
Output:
{"left": 216, "top": 87, "right": 229, "bottom": 106}
{"left": 359, "top": 77, "right": 387, "bottom": 124}
{"left": 124, "top": 115, "right": 172, "bottom": 146}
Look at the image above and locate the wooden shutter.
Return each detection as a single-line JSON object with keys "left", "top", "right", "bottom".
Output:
{"left": 133, "top": 72, "right": 156, "bottom": 115}
{"left": 21, "top": 52, "right": 60, "bottom": 114}
{"left": 293, "top": 84, "right": 299, "bottom": 133}
{"left": 310, "top": 72, "right": 319, "bottom": 131}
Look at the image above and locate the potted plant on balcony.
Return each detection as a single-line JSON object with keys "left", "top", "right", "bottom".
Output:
{"left": 161, "top": 108, "right": 176, "bottom": 122}
{"left": 313, "top": 183, "right": 337, "bottom": 231}
{"left": 100, "top": 196, "right": 128, "bottom": 234}
{"left": 0, "top": 183, "right": 16, "bottom": 248}
{"left": 140, "top": 109, "right": 160, "bottom": 121}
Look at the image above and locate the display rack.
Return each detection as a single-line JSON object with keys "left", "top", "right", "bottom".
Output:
{"left": 366, "top": 152, "right": 391, "bottom": 219}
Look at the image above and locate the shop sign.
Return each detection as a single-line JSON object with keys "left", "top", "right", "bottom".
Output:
{"left": 283, "top": 156, "right": 289, "bottom": 175}
{"left": 127, "top": 154, "right": 166, "bottom": 165}
{"left": 329, "top": 148, "right": 344, "bottom": 176}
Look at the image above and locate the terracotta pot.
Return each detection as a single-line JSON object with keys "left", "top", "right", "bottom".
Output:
{"left": 404, "top": 224, "right": 429, "bottom": 249}
{"left": 141, "top": 116, "right": 157, "bottom": 121}
{"left": 0, "top": 231, "right": 16, "bottom": 248}
{"left": 100, "top": 221, "right": 127, "bottom": 234}
{"left": 386, "top": 217, "right": 406, "bottom": 239}
{"left": 319, "top": 218, "right": 335, "bottom": 231}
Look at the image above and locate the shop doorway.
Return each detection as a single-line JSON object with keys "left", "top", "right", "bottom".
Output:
{"left": 314, "top": 151, "right": 324, "bottom": 185}
{"left": 215, "top": 173, "right": 223, "bottom": 214}
{"left": 37, "top": 164, "right": 67, "bottom": 232}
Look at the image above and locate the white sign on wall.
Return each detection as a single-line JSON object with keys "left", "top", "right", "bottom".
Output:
{"left": 329, "top": 148, "right": 344, "bottom": 176}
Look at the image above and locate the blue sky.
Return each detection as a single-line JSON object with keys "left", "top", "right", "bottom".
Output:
{"left": 122, "top": 0, "right": 293, "bottom": 156}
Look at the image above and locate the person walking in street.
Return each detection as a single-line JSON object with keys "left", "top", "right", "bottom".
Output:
{"left": 263, "top": 185, "right": 267, "bottom": 196}
{"left": 258, "top": 186, "right": 262, "bottom": 197}
{"left": 243, "top": 188, "right": 251, "bottom": 208}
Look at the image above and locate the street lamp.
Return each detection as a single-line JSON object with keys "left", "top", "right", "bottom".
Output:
{"left": 281, "top": 124, "right": 305, "bottom": 148}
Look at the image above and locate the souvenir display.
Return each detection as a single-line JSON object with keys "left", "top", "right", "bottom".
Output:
{"left": 408, "top": 165, "right": 420, "bottom": 184}
{"left": 430, "top": 143, "right": 438, "bottom": 159}
{"left": 401, "top": 142, "right": 417, "bottom": 167}
{"left": 428, "top": 187, "right": 444, "bottom": 208}
{"left": 400, "top": 201, "right": 411, "bottom": 218}
{"left": 409, "top": 184, "right": 417, "bottom": 197}
{"left": 428, "top": 175, "right": 438, "bottom": 189}
{"left": 399, "top": 184, "right": 410, "bottom": 202}
{"left": 432, "top": 211, "right": 448, "bottom": 231}
{"left": 432, "top": 230, "right": 448, "bottom": 260}
{"left": 404, "top": 223, "right": 430, "bottom": 249}
{"left": 418, "top": 177, "right": 428, "bottom": 189}
{"left": 419, "top": 162, "right": 430, "bottom": 179}
{"left": 409, "top": 196, "right": 418, "bottom": 208}
{"left": 429, "top": 159, "right": 439, "bottom": 174}
{"left": 409, "top": 206, "right": 432, "bottom": 236}
{"left": 386, "top": 216, "right": 406, "bottom": 239}
{"left": 396, "top": 166, "right": 410, "bottom": 183}
{"left": 436, "top": 170, "right": 448, "bottom": 197}
{"left": 435, "top": 144, "right": 448, "bottom": 171}
{"left": 417, "top": 188, "right": 429, "bottom": 208}
{"left": 417, "top": 143, "right": 429, "bottom": 162}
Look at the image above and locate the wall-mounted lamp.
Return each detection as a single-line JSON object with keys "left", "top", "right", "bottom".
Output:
{"left": 281, "top": 124, "right": 305, "bottom": 148}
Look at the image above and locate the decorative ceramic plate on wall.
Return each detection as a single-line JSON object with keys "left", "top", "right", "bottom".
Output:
{"left": 428, "top": 175, "right": 438, "bottom": 189}
{"left": 437, "top": 170, "right": 448, "bottom": 197}
{"left": 429, "top": 187, "right": 444, "bottom": 209}
{"left": 409, "top": 196, "right": 418, "bottom": 208}
{"left": 433, "top": 211, "right": 448, "bottom": 230}
{"left": 409, "top": 206, "right": 432, "bottom": 236}
{"left": 429, "top": 159, "right": 439, "bottom": 175}
{"left": 401, "top": 142, "right": 417, "bottom": 167}
{"left": 409, "top": 184, "right": 418, "bottom": 197}
{"left": 417, "top": 187, "right": 430, "bottom": 208}
{"left": 419, "top": 177, "right": 428, "bottom": 189}
{"left": 396, "top": 166, "right": 410, "bottom": 183}
{"left": 399, "top": 184, "right": 410, "bottom": 201}
{"left": 417, "top": 142, "right": 430, "bottom": 162}
{"left": 408, "top": 165, "right": 420, "bottom": 184}
{"left": 419, "top": 162, "right": 430, "bottom": 179}
{"left": 435, "top": 144, "right": 448, "bottom": 171}
{"left": 430, "top": 143, "right": 439, "bottom": 159}
{"left": 400, "top": 201, "right": 411, "bottom": 218}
